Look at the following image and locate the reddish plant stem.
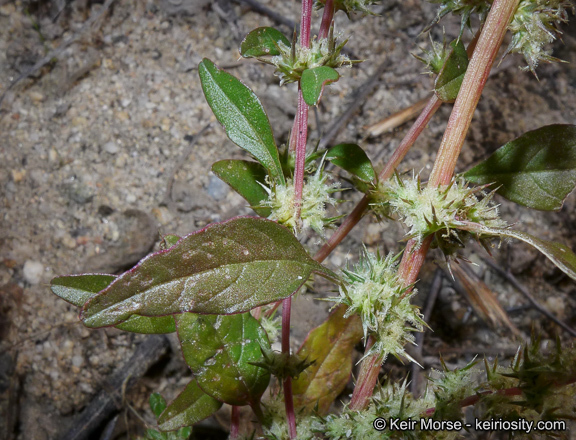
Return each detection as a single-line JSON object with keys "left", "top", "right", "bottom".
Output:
{"left": 428, "top": 0, "right": 520, "bottom": 187}
{"left": 397, "top": 237, "right": 434, "bottom": 290}
{"left": 282, "top": 296, "right": 297, "bottom": 438}
{"left": 423, "top": 386, "right": 523, "bottom": 417}
{"left": 300, "top": 0, "right": 313, "bottom": 50}
{"left": 230, "top": 405, "right": 240, "bottom": 439}
{"left": 314, "top": 95, "right": 442, "bottom": 263}
{"left": 293, "top": 88, "right": 309, "bottom": 219}
{"left": 318, "top": 0, "right": 334, "bottom": 39}
{"left": 283, "top": 3, "right": 314, "bottom": 437}
{"left": 349, "top": 338, "right": 382, "bottom": 410}
{"left": 293, "top": 0, "right": 313, "bottom": 218}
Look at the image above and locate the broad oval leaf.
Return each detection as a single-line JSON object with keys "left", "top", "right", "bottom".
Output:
{"left": 292, "top": 306, "right": 363, "bottom": 415}
{"left": 301, "top": 66, "right": 339, "bottom": 106}
{"left": 176, "top": 312, "right": 271, "bottom": 406}
{"left": 212, "top": 160, "right": 271, "bottom": 217}
{"left": 463, "top": 125, "right": 576, "bottom": 211}
{"left": 199, "top": 59, "right": 284, "bottom": 184}
{"left": 158, "top": 380, "right": 222, "bottom": 431}
{"left": 434, "top": 39, "right": 469, "bottom": 103}
{"left": 462, "top": 223, "right": 576, "bottom": 281}
{"left": 326, "top": 143, "right": 376, "bottom": 183}
{"left": 240, "top": 27, "right": 290, "bottom": 58}
{"left": 50, "top": 274, "right": 176, "bottom": 334}
{"left": 80, "top": 217, "right": 336, "bottom": 328}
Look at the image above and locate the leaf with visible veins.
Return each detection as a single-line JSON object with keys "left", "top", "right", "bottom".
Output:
{"left": 292, "top": 306, "right": 363, "bottom": 414}
{"left": 158, "top": 379, "right": 222, "bottom": 431}
{"left": 464, "top": 124, "right": 576, "bottom": 211}
{"left": 51, "top": 274, "right": 176, "bottom": 334}
{"left": 176, "top": 312, "right": 270, "bottom": 406}
{"left": 80, "top": 217, "right": 336, "bottom": 328}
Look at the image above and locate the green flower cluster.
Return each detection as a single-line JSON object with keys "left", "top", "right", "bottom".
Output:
{"left": 316, "top": 0, "right": 381, "bottom": 16}
{"left": 260, "top": 169, "right": 341, "bottom": 236}
{"left": 506, "top": 0, "right": 574, "bottom": 73}
{"left": 371, "top": 175, "right": 506, "bottom": 254}
{"left": 323, "top": 381, "right": 434, "bottom": 440}
{"left": 331, "top": 250, "right": 426, "bottom": 362}
{"left": 271, "top": 32, "right": 353, "bottom": 85}
{"left": 428, "top": 0, "right": 493, "bottom": 32}
{"left": 261, "top": 394, "right": 319, "bottom": 440}
{"left": 413, "top": 35, "right": 451, "bottom": 76}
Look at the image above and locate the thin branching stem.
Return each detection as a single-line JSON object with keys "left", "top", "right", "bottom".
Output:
{"left": 348, "top": 0, "right": 519, "bottom": 410}
{"left": 282, "top": 296, "right": 297, "bottom": 438}
{"left": 314, "top": 95, "right": 442, "bottom": 263}
{"left": 230, "top": 406, "right": 240, "bottom": 440}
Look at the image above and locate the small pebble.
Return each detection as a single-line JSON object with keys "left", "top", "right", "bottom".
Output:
{"left": 103, "top": 141, "right": 119, "bottom": 154}
{"left": 72, "top": 355, "right": 84, "bottom": 368}
{"left": 23, "top": 260, "right": 44, "bottom": 285}
{"left": 11, "top": 169, "right": 26, "bottom": 183}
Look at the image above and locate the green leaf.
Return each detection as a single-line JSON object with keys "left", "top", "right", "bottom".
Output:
{"left": 158, "top": 380, "right": 222, "bottom": 431}
{"left": 326, "top": 143, "right": 376, "bottom": 183}
{"left": 50, "top": 274, "right": 176, "bottom": 334}
{"left": 176, "top": 427, "right": 192, "bottom": 439}
{"left": 434, "top": 39, "right": 469, "bottom": 103}
{"left": 292, "top": 306, "right": 363, "bottom": 415}
{"left": 211, "top": 160, "right": 271, "bottom": 217}
{"left": 301, "top": 66, "right": 339, "bottom": 106}
{"left": 80, "top": 217, "right": 336, "bottom": 328}
{"left": 463, "top": 223, "right": 576, "bottom": 281}
{"left": 199, "top": 59, "right": 284, "bottom": 184}
{"left": 150, "top": 393, "right": 167, "bottom": 418}
{"left": 146, "top": 429, "right": 166, "bottom": 440}
{"left": 175, "top": 312, "right": 271, "bottom": 406}
{"left": 162, "top": 235, "right": 182, "bottom": 248}
{"left": 240, "top": 27, "right": 290, "bottom": 58}
{"left": 463, "top": 125, "right": 576, "bottom": 211}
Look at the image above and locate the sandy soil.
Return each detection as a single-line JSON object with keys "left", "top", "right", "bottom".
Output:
{"left": 1, "top": 1, "right": 576, "bottom": 439}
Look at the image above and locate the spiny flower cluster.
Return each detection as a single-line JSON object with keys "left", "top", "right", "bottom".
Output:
{"left": 316, "top": 0, "right": 381, "bottom": 16}
{"left": 506, "top": 0, "right": 574, "bottom": 73}
{"left": 261, "top": 394, "right": 319, "bottom": 440}
{"left": 260, "top": 169, "right": 340, "bottom": 236}
{"left": 430, "top": 358, "right": 478, "bottom": 420}
{"left": 428, "top": 0, "right": 493, "bottom": 32}
{"left": 331, "top": 250, "right": 425, "bottom": 363}
{"left": 271, "top": 32, "right": 353, "bottom": 85}
{"left": 323, "top": 381, "right": 435, "bottom": 440}
{"left": 371, "top": 175, "right": 506, "bottom": 253}
{"left": 413, "top": 35, "right": 451, "bottom": 76}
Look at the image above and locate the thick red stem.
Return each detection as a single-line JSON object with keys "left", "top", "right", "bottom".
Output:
{"left": 428, "top": 0, "right": 520, "bottom": 187}
{"left": 318, "top": 0, "right": 334, "bottom": 39}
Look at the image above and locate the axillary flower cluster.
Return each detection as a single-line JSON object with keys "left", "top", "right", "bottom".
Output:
{"left": 331, "top": 250, "right": 426, "bottom": 363}
{"left": 259, "top": 167, "right": 341, "bottom": 236}
{"left": 370, "top": 175, "right": 506, "bottom": 256}
{"left": 270, "top": 30, "right": 354, "bottom": 85}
